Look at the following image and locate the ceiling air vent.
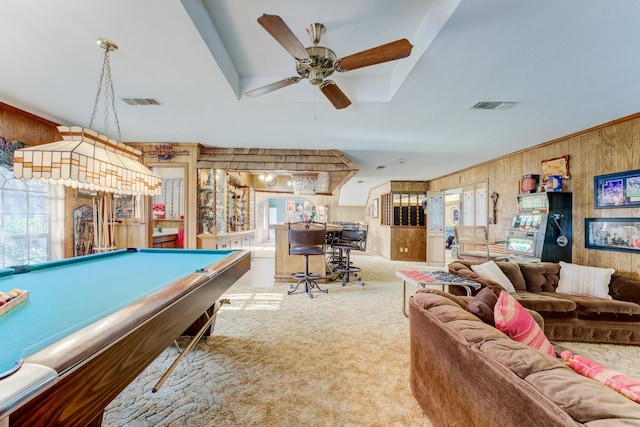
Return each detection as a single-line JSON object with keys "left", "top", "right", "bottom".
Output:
{"left": 120, "top": 97, "right": 163, "bottom": 106}
{"left": 470, "top": 101, "right": 517, "bottom": 110}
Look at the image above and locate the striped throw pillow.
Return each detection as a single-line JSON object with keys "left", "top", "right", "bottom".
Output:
{"left": 561, "top": 351, "right": 640, "bottom": 404}
{"left": 494, "top": 290, "right": 556, "bottom": 357}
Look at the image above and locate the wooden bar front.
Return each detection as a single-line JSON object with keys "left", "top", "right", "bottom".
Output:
{"left": 272, "top": 224, "right": 340, "bottom": 282}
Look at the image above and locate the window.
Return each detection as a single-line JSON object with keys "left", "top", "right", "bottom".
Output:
{"left": 0, "top": 167, "right": 64, "bottom": 267}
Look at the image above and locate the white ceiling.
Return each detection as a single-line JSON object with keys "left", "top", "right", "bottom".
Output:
{"left": 2, "top": 0, "right": 640, "bottom": 205}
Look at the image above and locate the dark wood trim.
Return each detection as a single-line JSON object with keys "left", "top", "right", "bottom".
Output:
{"left": 0, "top": 101, "right": 59, "bottom": 128}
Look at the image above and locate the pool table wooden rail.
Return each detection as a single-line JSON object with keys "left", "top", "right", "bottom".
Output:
{"left": 8, "top": 250, "right": 250, "bottom": 427}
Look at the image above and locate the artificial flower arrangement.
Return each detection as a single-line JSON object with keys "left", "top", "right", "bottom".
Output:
{"left": 152, "top": 203, "right": 165, "bottom": 219}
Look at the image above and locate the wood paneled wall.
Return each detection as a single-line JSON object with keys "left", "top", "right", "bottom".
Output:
{"left": 0, "top": 102, "right": 59, "bottom": 146}
{"left": 427, "top": 112, "right": 640, "bottom": 279}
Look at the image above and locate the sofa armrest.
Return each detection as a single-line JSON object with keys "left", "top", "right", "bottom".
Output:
{"left": 447, "top": 260, "right": 504, "bottom": 293}
{"left": 610, "top": 275, "right": 640, "bottom": 305}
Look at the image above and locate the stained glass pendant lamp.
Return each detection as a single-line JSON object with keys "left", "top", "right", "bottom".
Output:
{"left": 12, "top": 39, "right": 161, "bottom": 196}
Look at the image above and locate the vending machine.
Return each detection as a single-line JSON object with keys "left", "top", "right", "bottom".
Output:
{"left": 505, "top": 192, "right": 572, "bottom": 263}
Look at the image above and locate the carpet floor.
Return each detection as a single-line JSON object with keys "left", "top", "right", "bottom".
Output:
{"left": 103, "top": 251, "right": 640, "bottom": 426}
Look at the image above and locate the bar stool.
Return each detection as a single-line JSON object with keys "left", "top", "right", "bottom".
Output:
{"left": 332, "top": 228, "right": 367, "bottom": 287}
{"left": 288, "top": 222, "right": 328, "bottom": 298}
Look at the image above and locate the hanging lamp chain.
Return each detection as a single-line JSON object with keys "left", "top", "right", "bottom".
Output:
{"left": 88, "top": 40, "right": 122, "bottom": 141}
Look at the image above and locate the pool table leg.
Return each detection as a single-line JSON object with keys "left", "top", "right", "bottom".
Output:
{"left": 153, "top": 298, "right": 230, "bottom": 393}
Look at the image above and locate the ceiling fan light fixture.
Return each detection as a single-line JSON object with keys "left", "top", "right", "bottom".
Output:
{"left": 308, "top": 68, "right": 324, "bottom": 85}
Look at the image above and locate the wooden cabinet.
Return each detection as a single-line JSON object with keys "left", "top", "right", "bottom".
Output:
{"left": 197, "top": 230, "right": 255, "bottom": 251}
{"left": 153, "top": 233, "right": 178, "bottom": 248}
{"left": 381, "top": 189, "right": 427, "bottom": 261}
{"left": 390, "top": 227, "right": 426, "bottom": 261}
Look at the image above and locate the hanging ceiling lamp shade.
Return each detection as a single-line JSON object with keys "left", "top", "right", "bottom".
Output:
{"left": 12, "top": 39, "right": 160, "bottom": 196}
{"left": 13, "top": 126, "right": 160, "bottom": 196}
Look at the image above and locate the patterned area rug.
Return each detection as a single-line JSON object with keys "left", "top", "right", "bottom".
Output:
{"left": 104, "top": 253, "right": 639, "bottom": 426}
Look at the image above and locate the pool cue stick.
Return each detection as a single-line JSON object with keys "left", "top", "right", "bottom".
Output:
{"left": 152, "top": 298, "right": 230, "bottom": 393}
{"left": 109, "top": 194, "right": 115, "bottom": 249}
{"left": 92, "top": 198, "right": 98, "bottom": 251}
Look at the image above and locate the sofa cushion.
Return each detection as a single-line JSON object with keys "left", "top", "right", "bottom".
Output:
{"left": 512, "top": 291, "right": 577, "bottom": 318}
{"left": 561, "top": 350, "right": 640, "bottom": 404}
{"left": 555, "top": 293, "right": 640, "bottom": 321}
{"left": 494, "top": 290, "right": 556, "bottom": 357}
{"left": 466, "top": 286, "right": 500, "bottom": 325}
{"left": 610, "top": 275, "right": 640, "bottom": 305}
{"left": 471, "top": 260, "right": 517, "bottom": 293}
{"left": 518, "top": 262, "right": 561, "bottom": 292}
{"left": 557, "top": 261, "right": 614, "bottom": 299}
{"left": 497, "top": 261, "right": 527, "bottom": 291}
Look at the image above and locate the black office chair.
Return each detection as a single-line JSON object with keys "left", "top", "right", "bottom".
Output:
{"left": 332, "top": 226, "right": 367, "bottom": 286}
{"left": 288, "top": 222, "right": 328, "bottom": 298}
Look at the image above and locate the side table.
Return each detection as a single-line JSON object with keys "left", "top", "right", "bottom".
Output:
{"left": 396, "top": 270, "right": 482, "bottom": 317}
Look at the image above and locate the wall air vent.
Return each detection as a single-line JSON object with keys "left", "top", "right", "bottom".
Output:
{"left": 470, "top": 101, "right": 517, "bottom": 110}
{"left": 121, "top": 97, "right": 163, "bottom": 106}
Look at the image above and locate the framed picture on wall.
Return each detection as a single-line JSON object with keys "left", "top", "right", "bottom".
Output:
{"left": 372, "top": 198, "right": 379, "bottom": 218}
{"left": 594, "top": 169, "right": 640, "bottom": 208}
{"left": 585, "top": 217, "right": 640, "bottom": 253}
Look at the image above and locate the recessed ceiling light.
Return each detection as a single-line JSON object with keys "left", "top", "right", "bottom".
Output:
{"left": 396, "top": 159, "right": 405, "bottom": 164}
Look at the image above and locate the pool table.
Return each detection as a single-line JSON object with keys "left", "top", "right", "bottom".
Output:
{"left": 0, "top": 248, "right": 250, "bottom": 427}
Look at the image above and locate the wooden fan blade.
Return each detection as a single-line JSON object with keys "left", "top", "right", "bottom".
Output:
{"left": 257, "top": 14, "right": 310, "bottom": 60}
{"left": 336, "top": 39, "right": 413, "bottom": 72}
{"left": 320, "top": 81, "right": 352, "bottom": 109}
{"left": 245, "top": 77, "right": 302, "bottom": 97}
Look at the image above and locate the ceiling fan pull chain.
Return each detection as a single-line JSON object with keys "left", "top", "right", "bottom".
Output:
{"left": 314, "top": 87, "right": 317, "bottom": 120}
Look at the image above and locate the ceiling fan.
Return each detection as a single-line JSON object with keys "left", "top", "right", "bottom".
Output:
{"left": 245, "top": 14, "right": 413, "bottom": 109}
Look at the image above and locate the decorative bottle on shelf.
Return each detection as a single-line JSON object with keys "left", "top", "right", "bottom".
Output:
{"left": 205, "top": 170, "right": 213, "bottom": 188}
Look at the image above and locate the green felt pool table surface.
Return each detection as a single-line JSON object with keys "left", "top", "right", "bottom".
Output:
{"left": 0, "top": 247, "right": 250, "bottom": 426}
{"left": 0, "top": 248, "right": 234, "bottom": 374}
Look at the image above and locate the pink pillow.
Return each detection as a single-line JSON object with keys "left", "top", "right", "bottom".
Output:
{"left": 494, "top": 290, "right": 556, "bottom": 357}
{"left": 561, "top": 350, "right": 640, "bottom": 404}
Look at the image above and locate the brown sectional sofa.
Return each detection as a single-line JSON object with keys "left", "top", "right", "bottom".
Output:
{"left": 448, "top": 260, "right": 640, "bottom": 345}
{"left": 409, "top": 290, "right": 640, "bottom": 426}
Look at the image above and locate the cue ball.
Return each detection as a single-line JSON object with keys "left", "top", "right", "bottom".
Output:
{"left": 0, "top": 294, "right": 10, "bottom": 302}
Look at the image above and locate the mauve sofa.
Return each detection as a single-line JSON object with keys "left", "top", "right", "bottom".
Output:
{"left": 448, "top": 260, "right": 640, "bottom": 345}
{"left": 409, "top": 290, "right": 640, "bottom": 426}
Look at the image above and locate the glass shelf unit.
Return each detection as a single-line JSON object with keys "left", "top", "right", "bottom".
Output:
{"left": 197, "top": 169, "right": 251, "bottom": 234}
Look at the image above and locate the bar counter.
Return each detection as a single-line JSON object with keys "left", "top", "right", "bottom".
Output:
{"left": 270, "top": 223, "right": 341, "bottom": 282}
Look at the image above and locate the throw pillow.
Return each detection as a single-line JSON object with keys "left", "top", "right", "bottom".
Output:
{"left": 466, "top": 286, "right": 500, "bottom": 326}
{"left": 494, "top": 290, "right": 556, "bottom": 357}
{"left": 561, "top": 350, "right": 640, "bottom": 404}
{"left": 470, "top": 261, "right": 517, "bottom": 293}
{"left": 557, "top": 261, "right": 614, "bottom": 300}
